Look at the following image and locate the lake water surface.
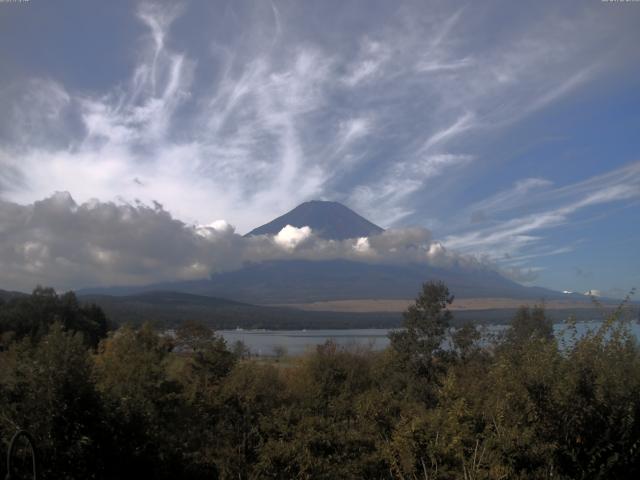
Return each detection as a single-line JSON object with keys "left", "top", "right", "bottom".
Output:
{"left": 219, "top": 321, "right": 640, "bottom": 356}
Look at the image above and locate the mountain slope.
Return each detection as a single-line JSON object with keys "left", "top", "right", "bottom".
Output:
{"left": 79, "top": 200, "right": 583, "bottom": 309}
{"left": 79, "top": 290, "right": 403, "bottom": 329}
{"left": 0, "top": 288, "right": 28, "bottom": 301}
{"left": 80, "top": 260, "right": 569, "bottom": 304}
{"left": 245, "top": 200, "right": 384, "bottom": 240}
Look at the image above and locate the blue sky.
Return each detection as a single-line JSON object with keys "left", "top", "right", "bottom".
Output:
{"left": 0, "top": 0, "right": 639, "bottom": 296}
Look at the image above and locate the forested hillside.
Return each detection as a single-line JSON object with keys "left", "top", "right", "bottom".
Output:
{"left": 1, "top": 284, "right": 639, "bottom": 479}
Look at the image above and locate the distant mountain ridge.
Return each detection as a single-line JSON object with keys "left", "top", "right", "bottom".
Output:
{"left": 245, "top": 200, "right": 384, "bottom": 240}
{"left": 0, "top": 289, "right": 28, "bottom": 301}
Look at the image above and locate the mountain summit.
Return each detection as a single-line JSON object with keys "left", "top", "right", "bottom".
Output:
{"left": 245, "top": 200, "right": 384, "bottom": 240}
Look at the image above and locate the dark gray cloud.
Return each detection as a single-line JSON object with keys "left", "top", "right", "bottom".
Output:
{"left": 0, "top": 192, "right": 234, "bottom": 290}
{"left": 0, "top": 193, "right": 483, "bottom": 291}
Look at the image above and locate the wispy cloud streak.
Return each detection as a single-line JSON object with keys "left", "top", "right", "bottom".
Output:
{"left": 444, "top": 162, "right": 640, "bottom": 263}
{"left": 1, "top": 1, "right": 633, "bottom": 231}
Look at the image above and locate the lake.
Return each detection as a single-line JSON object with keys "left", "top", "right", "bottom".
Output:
{"left": 220, "top": 328, "right": 391, "bottom": 356}
{"left": 219, "top": 321, "right": 640, "bottom": 356}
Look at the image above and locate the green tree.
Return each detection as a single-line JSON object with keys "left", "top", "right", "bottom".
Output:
{"left": 451, "top": 322, "right": 482, "bottom": 362}
{"left": 388, "top": 281, "right": 454, "bottom": 402}
{"left": 0, "top": 287, "right": 109, "bottom": 349}
{"left": 93, "top": 323, "right": 185, "bottom": 479}
{"left": 213, "top": 363, "right": 286, "bottom": 479}
{"left": 175, "top": 320, "right": 237, "bottom": 399}
{"left": 506, "top": 304, "right": 553, "bottom": 345}
{"left": 258, "top": 342, "right": 382, "bottom": 479}
{"left": 0, "top": 323, "right": 105, "bottom": 479}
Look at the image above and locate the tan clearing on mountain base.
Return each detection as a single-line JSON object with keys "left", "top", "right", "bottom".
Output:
{"left": 272, "top": 297, "right": 607, "bottom": 313}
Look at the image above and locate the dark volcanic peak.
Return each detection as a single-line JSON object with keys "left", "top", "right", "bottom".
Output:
{"left": 245, "top": 200, "right": 384, "bottom": 240}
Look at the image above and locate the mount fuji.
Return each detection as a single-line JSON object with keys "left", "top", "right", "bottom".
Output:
{"left": 81, "top": 201, "right": 572, "bottom": 304}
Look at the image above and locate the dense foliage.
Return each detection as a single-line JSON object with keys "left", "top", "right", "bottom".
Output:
{"left": 1, "top": 283, "right": 639, "bottom": 479}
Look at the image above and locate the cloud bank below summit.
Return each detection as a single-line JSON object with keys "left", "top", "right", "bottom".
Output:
{"left": 0, "top": 193, "right": 489, "bottom": 292}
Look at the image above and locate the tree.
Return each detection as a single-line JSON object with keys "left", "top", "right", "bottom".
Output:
{"left": 175, "top": 320, "right": 236, "bottom": 398}
{"left": 213, "top": 363, "right": 286, "bottom": 479}
{"left": 232, "top": 339, "right": 251, "bottom": 359}
{"left": 506, "top": 304, "right": 553, "bottom": 345}
{"left": 451, "top": 322, "right": 481, "bottom": 361}
{"left": 0, "top": 287, "right": 110, "bottom": 349}
{"left": 388, "top": 281, "right": 454, "bottom": 402}
{"left": 93, "top": 323, "right": 184, "bottom": 478}
{"left": 0, "top": 323, "right": 105, "bottom": 479}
